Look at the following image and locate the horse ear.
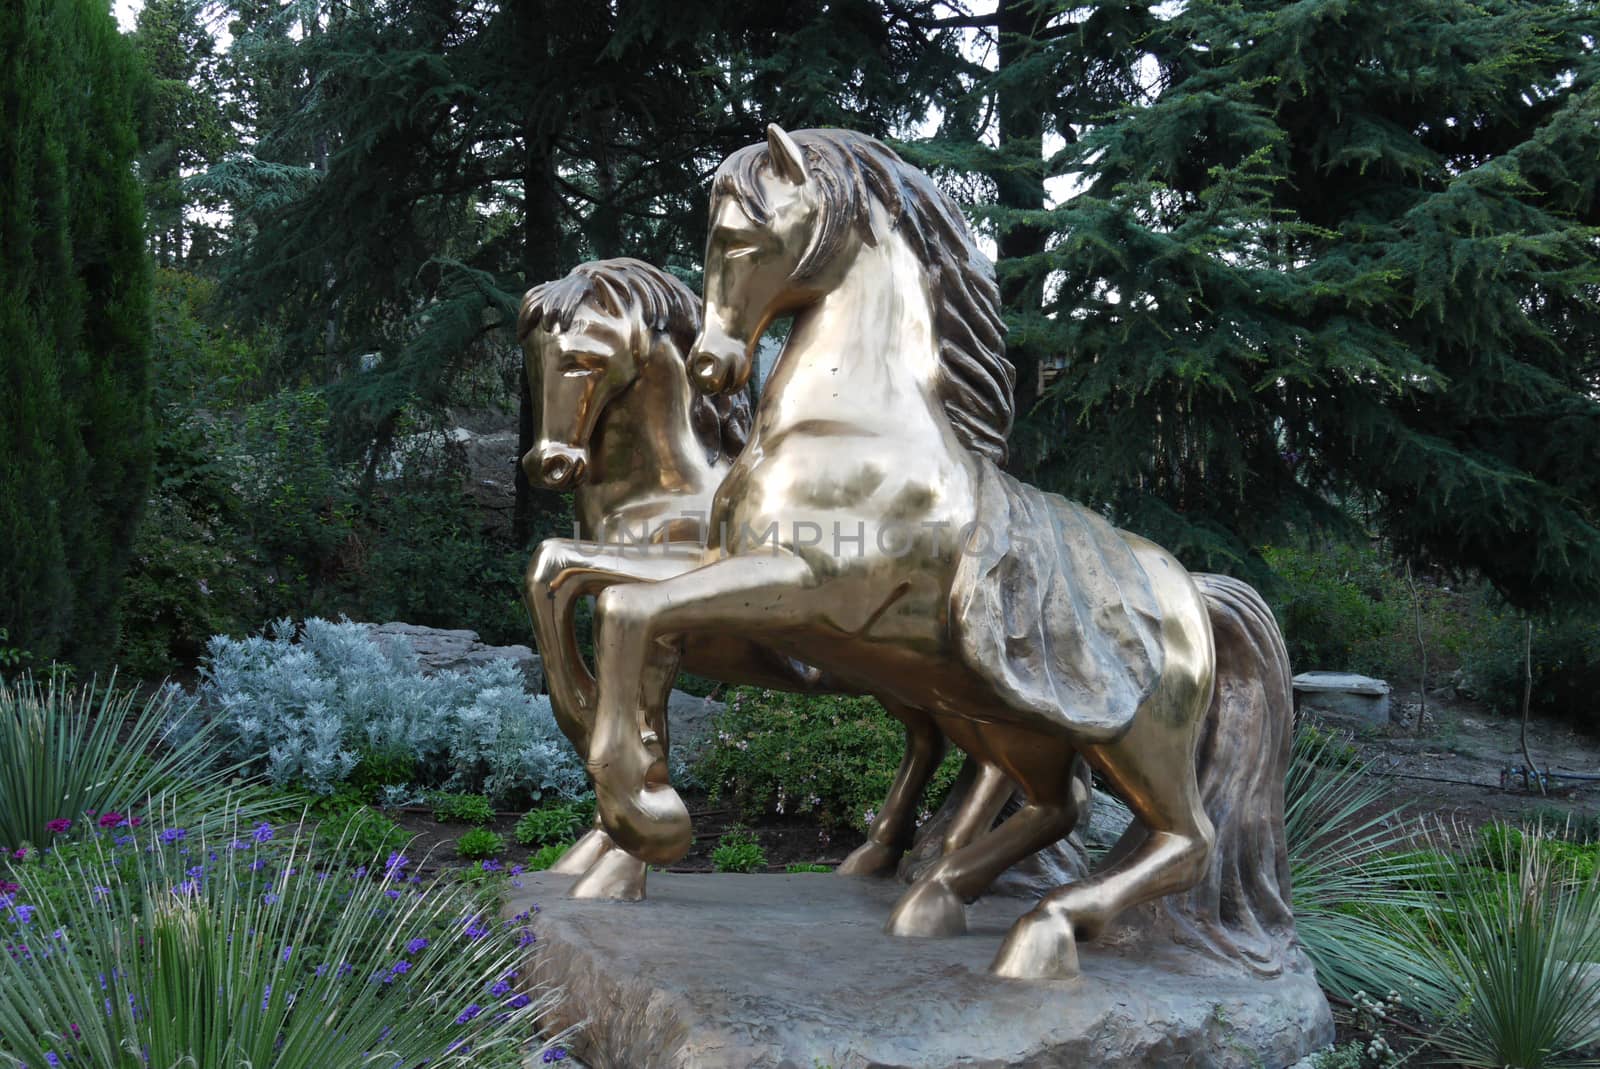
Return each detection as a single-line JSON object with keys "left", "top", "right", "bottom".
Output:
{"left": 766, "top": 123, "right": 808, "bottom": 185}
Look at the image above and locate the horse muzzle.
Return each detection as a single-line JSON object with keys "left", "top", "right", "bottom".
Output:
{"left": 687, "top": 327, "right": 748, "bottom": 396}
{"left": 526, "top": 444, "right": 589, "bottom": 490}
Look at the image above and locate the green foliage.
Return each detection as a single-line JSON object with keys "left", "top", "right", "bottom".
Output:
{"left": 432, "top": 792, "right": 496, "bottom": 827}
{"left": 0, "top": 674, "right": 263, "bottom": 849}
{"left": 711, "top": 828, "right": 768, "bottom": 874}
{"left": 297, "top": 788, "right": 410, "bottom": 859}
{"left": 0, "top": 629, "right": 29, "bottom": 675}
{"left": 455, "top": 827, "right": 506, "bottom": 861}
{"left": 1479, "top": 823, "right": 1600, "bottom": 883}
{"left": 1396, "top": 826, "right": 1600, "bottom": 1069}
{"left": 1459, "top": 603, "right": 1600, "bottom": 728}
{"left": 981, "top": 0, "right": 1600, "bottom": 610}
{"left": 0, "top": 0, "right": 154, "bottom": 670}
{"left": 697, "top": 688, "right": 963, "bottom": 831}
{"left": 346, "top": 746, "right": 420, "bottom": 803}
{"left": 514, "top": 799, "right": 593, "bottom": 847}
{"left": 0, "top": 812, "right": 555, "bottom": 1067}
{"left": 1264, "top": 541, "right": 1411, "bottom": 677}
{"left": 785, "top": 862, "right": 831, "bottom": 874}
{"left": 526, "top": 842, "right": 573, "bottom": 872}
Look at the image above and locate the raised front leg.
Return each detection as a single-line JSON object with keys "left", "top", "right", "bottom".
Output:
{"left": 838, "top": 702, "right": 947, "bottom": 878}
{"left": 524, "top": 540, "right": 703, "bottom": 897}
{"left": 524, "top": 538, "right": 705, "bottom": 755}
{"left": 588, "top": 551, "right": 827, "bottom": 864}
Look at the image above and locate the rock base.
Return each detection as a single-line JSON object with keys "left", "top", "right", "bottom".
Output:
{"left": 508, "top": 871, "right": 1332, "bottom": 1069}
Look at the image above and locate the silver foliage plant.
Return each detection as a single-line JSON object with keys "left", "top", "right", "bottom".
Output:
{"left": 179, "top": 618, "right": 587, "bottom": 804}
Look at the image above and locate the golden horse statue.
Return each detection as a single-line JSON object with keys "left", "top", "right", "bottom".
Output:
{"left": 518, "top": 257, "right": 1031, "bottom": 900}
{"left": 534, "top": 130, "right": 1298, "bottom": 980}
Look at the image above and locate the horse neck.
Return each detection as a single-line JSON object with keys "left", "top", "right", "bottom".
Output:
{"left": 775, "top": 230, "right": 943, "bottom": 420}
{"left": 575, "top": 348, "right": 719, "bottom": 536}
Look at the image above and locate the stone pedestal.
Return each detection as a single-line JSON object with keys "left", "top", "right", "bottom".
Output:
{"left": 507, "top": 871, "right": 1332, "bottom": 1069}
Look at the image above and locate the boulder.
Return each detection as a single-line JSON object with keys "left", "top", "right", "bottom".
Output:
{"left": 363, "top": 621, "right": 543, "bottom": 692}
{"left": 507, "top": 870, "right": 1334, "bottom": 1068}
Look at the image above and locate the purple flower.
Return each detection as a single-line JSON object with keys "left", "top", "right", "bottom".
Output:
{"left": 97, "top": 812, "right": 123, "bottom": 829}
{"left": 45, "top": 818, "right": 72, "bottom": 835}
{"left": 490, "top": 979, "right": 511, "bottom": 997}
{"left": 391, "top": 960, "right": 411, "bottom": 976}
{"left": 405, "top": 937, "right": 429, "bottom": 954}
{"left": 253, "top": 822, "right": 274, "bottom": 844}
{"left": 542, "top": 1048, "right": 567, "bottom": 1063}
{"left": 160, "top": 828, "right": 187, "bottom": 844}
{"left": 454, "top": 1002, "right": 482, "bottom": 1024}
{"left": 509, "top": 993, "right": 532, "bottom": 1009}
{"left": 385, "top": 853, "right": 409, "bottom": 878}
{"left": 281, "top": 945, "right": 292, "bottom": 962}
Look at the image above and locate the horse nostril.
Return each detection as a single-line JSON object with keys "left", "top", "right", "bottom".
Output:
{"left": 540, "top": 452, "right": 586, "bottom": 487}
{"left": 691, "top": 353, "right": 723, "bottom": 391}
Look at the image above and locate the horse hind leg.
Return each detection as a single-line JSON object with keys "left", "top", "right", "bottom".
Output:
{"left": 885, "top": 729, "right": 1082, "bottom": 940}
{"left": 839, "top": 701, "right": 948, "bottom": 877}
{"left": 991, "top": 710, "right": 1214, "bottom": 980}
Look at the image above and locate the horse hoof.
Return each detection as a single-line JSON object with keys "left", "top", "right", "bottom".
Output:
{"left": 990, "top": 909, "right": 1080, "bottom": 980}
{"left": 885, "top": 880, "right": 967, "bottom": 938}
{"left": 548, "top": 828, "right": 613, "bottom": 876}
{"left": 597, "top": 783, "right": 693, "bottom": 866}
{"left": 837, "top": 841, "right": 901, "bottom": 878}
{"left": 569, "top": 848, "right": 647, "bottom": 901}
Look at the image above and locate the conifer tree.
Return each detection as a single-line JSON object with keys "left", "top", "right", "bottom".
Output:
{"left": 0, "top": 0, "right": 154, "bottom": 666}
{"left": 1005, "top": 0, "right": 1600, "bottom": 608}
{"left": 203, "top": 0, "right": 960, "bottom": 542}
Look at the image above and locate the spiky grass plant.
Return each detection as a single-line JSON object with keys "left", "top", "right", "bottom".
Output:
{"left": 0, "top": 812, "right": 565, "bottom": 1067}
{"left": 1286, "top": 727, "right": 1443, "bottom": 1002}
{"left": 1397, "top": 824, "right": 1600, "bottom": 1069}
{"left": 0, "top": 673, "right": 258, "bottom": 848}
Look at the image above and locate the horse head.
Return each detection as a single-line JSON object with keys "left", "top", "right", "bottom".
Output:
{"left": 518, "top": 258, "right": 706, "bottom": 490}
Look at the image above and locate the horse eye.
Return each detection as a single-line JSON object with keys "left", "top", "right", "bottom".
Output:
{"left": 725, "top": 244, "right": 759, "bottom": 260}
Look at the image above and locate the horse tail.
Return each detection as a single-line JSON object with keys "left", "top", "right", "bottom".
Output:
{"left": 1151, "top": 572, "right": 1298, "bottom": 975}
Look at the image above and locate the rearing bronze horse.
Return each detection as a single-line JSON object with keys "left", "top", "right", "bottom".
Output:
{"left": 518, "top": 257, "right": 1029, "bottom": 898}
{"left": 538, "top": 127, "right": 1295, "bottom": 980}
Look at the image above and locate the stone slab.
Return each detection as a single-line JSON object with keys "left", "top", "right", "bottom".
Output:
{"left": 507, "top": 871, "right": 1332, "bottom": 1069}
{"left": 1292, "top": 672, "right": 1392, "bottom": 725}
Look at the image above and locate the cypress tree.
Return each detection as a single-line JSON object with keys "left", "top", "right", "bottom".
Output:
{"left": 1003, "top": 0, "right": 1600, "bottom": 609}
{"left": 0, "top": 0, "right": 154, "bottom": 667}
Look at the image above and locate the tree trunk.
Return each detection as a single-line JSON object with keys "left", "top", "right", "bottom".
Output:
{"left": 513, "top": 0, "right": 567, "bottom": 547}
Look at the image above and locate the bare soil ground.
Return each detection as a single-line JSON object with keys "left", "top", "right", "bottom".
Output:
{"left": 1326, "top": 685, "right": 1600, "bottom": 833}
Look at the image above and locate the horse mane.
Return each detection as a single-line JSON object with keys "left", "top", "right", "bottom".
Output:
{"left": 711, "top": 129, "right": 1015, "bottom": 464}
{"left": 519, "top": 258, "right": 749, "bottom": 462}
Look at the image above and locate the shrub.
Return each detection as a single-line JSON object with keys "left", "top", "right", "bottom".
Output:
{"left": 433, "top": 792, "right": 496, "bottom": 827}
{"left": 297, "top": 787, "right": 410, "bottom": 858}
{"left": 1458, "top": 603, "right": 1600, "bottom": 728}
{"left": 712, "top": 828, "right": 767, "bottom": 874}
{"left": 1285, "top": 728, "right": 1442, "bottom": 1002}
{"left": 696, "top": 688, "right": 962, "bottom": 831}
{"left": 0, "top": 811, "right": 559, "bottom": 1067}
{"left": 0, "top": 674, "right": 261, "bottom": 849}
{"left": 527, "top": 842, "right": 573, "bottom": 872}
{"left": 456, "top": 827, "right": 506, "bottom": 861}
{"left": 785, "top": 862, "right": 831, "bottom": 874}
{"left": 1397, "top": 825, "right": 1600, "bottom": 1068}
{"left": 184, "top": 617, "right": 587, "bottom": 805}
{"left": 514, "top": 800, "right": 593, "bottom": 847}
{"left": 1263, "top": 540, "right": 1409, "bottom": 677}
